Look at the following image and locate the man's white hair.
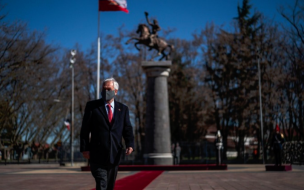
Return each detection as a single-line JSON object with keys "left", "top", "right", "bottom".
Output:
{"left": 103, "top": 77, "right": 119, "bottom": 90}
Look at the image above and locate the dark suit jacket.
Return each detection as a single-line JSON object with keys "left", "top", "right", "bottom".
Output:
{"left": 80, "top": 98, "right": 134, "bottom": 165}
{"left": 271, "top": 133, "right": 284, "bottom": 150}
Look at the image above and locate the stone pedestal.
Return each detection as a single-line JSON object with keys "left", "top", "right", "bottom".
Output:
{"left": 142, "top": 61, "right": 173, "bottom": 165}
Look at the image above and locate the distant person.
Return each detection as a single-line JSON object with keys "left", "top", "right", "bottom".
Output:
{"left": 215, "top": 130, "right": 223, "bottom": 165}
{"left": 271, "top": 124, "right": 285, "bottom": 166}
{"left": 175, "top": 143, "right": 181, "bottom": 164}
{"left": 80, "top": 78, "right": 134, "bottom": 190}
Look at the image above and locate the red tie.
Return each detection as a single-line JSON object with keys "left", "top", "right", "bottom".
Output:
{"left": 107, "top": 104, "right": 113, "bottom": 124}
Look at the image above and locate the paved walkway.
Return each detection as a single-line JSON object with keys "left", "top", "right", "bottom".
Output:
{"left": 0, "top": 164, "right": 136, "bottom": 190}
{"left": 145, "top": 165, "right": 304, "bottom": 190}
{"left": 0, "top": 164, "right": 303, "bottom": 190}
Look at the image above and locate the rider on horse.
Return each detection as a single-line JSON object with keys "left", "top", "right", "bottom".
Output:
{"left": 145, "top": 12, "right": 161, "bottom": 46}
{"left": 125, "top": 12, "right": 174, "bottom": 61}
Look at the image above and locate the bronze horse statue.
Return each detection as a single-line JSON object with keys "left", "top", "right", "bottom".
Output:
{"left": 126, "top": 24, "right": 174, "bottom": 61}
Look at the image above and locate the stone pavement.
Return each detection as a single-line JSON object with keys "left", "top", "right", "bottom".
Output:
{"left": 145, "top": 165, "right": 304, "bottom": 190}
{"left": 0, "top": 164, "right": 303, "bottom": 190}
{"left": 0, "top": 164, "right": 136, "bottom": 190}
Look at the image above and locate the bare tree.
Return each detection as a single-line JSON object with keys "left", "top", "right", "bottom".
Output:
{"left": 279, "top": 0, "right": 304, "bottom": 141}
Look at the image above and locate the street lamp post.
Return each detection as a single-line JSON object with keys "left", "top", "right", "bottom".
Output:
{"left": 70, "top": 50, "right": 76, "bottom": 166}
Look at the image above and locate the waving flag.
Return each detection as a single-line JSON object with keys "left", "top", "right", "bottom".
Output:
{"left": 99, "top": 0, "right": 129, "bottom": 13}
{"left": 64, "top": 120, "right": 71, "bottom": 130}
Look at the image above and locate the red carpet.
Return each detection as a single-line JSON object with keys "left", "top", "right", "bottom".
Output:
{"left": 118, "top": 164, "right": 227, "bottom": 171}
{"left": 91, "top": 170, "right": 163, "bottom": 190}
{"left": 82, "top": 164, "right": 227, "bottom": 171}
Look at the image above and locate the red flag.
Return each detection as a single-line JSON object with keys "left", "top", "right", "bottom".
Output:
{"left": 64, "top": 121, "right": 70, "bottom": 130}
{"left": 99, "top": 0, "right": 129, "bottom": 13}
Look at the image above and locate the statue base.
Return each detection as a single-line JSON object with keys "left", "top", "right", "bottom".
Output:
{"left": 144, "top": 153, "right": 173, "bottom": 165}
{"left": 265, "top": 165, "right": 292, "bottom": 171}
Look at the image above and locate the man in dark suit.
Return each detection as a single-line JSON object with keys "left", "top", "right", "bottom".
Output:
{"left": 80, "top": 78, "right": 134, "bottom": 190}
{"left": 271, "top": 124, "right": 284, "bottom": 166}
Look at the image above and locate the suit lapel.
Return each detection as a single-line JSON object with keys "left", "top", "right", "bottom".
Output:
{"left": 97, "top": 99, "right": 111, "bottom": 127}
{"left": 111, "top": 100, "right": 121, "bottom": 129}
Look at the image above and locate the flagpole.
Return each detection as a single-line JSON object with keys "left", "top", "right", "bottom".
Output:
{"left": 97, "top": 0, "right": 129, "bottom": 100}
{"left": 97, "top": 9, "right": 101, "bottom": 99}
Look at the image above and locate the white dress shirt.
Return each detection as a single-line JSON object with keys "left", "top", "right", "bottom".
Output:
{"left": 105, "top": 100, "right": 115, "bottom": 117}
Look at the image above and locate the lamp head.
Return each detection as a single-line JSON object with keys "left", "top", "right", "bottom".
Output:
{"left": 70, "top": 58, "right": 76, "bottom": 64}
{"left": 70, "top": 49, "right": 77, "bottom": 64}
{"left": 71, "top": 50, "right": 77, "bottom": 56}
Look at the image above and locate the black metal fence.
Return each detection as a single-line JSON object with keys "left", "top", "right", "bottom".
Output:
{"left": 0, "top": 144, "right": 86, "bottom": 164}
{"left": 1, "top": 141, "right": 303, "bottom": 165}
{"left": 282, "top": 141, "right": 304, "bottom": 165}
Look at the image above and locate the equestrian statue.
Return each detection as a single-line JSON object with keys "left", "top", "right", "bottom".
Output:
{"left": 126, "top": 12, "right": 174, "bottom": 61}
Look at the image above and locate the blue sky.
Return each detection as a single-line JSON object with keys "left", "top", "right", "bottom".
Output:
{"left": 2, "top": 0, "right": 291, "bottom": 51}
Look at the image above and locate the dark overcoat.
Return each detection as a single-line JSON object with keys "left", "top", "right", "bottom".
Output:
{"left": 80, "top": 99, "right": 134, "bottom": 165}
